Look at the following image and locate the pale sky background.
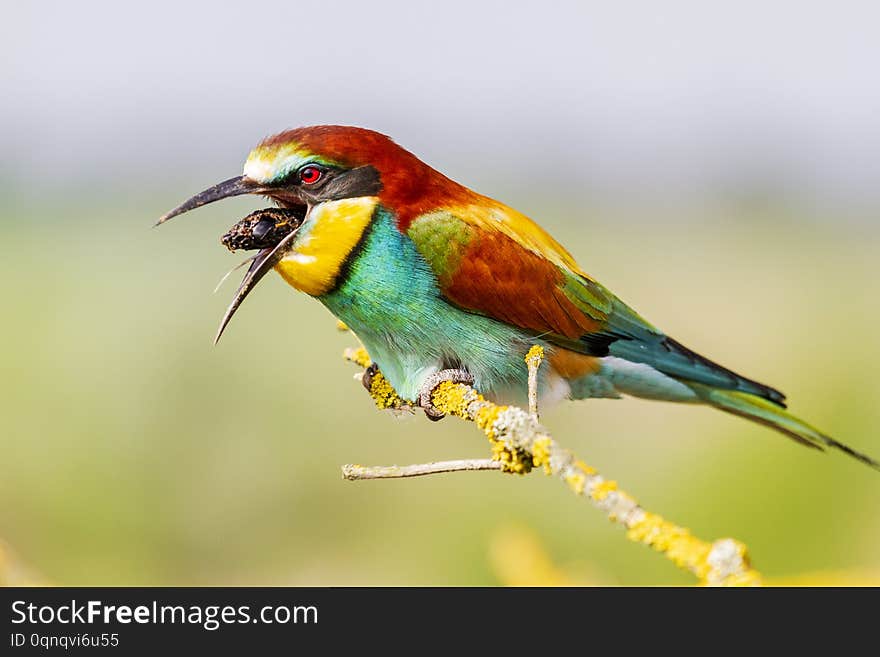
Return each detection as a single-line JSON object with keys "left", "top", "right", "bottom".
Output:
{"left": 3, "top": 0, "right": 879, "bottom": 211}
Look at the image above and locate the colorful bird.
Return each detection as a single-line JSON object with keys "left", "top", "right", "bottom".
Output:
{"left": 158, "top": 125, "right": 878, "bottom": 470}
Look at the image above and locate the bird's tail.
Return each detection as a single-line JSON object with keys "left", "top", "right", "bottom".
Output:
{"left": 687, "top": 382, "right": 880, "bottom": 471}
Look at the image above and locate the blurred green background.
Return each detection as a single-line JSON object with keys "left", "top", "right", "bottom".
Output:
{"left": 2, "top": 2, "right": 879, "bottom": 585}
{"left": 2, "top": 198, "right": 878, "bottom": 585}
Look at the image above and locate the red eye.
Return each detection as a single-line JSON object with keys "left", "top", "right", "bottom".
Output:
{"left": 299, "top": 165, "right": 323, "bottom": 185}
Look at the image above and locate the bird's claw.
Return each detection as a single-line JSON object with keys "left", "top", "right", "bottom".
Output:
{"left": 362, "top": 362, "right": 379, "bottom": 391}
{"left": 417, "top": 369, "right": 475, "bottom": 421}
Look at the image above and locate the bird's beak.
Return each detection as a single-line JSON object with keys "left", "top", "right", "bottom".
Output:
{"left": 156, "top": 176, "right": 305, "bottom": 344}
{"left": 214, "top": 228, "right": 300, "bottom": 344}
{"left": 155, "top": 175, "right": 272, "bottom": 226}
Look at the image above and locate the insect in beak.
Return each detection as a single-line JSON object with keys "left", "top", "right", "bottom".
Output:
{"left": 214, "top": 207, "right": 306, "bottom": 343}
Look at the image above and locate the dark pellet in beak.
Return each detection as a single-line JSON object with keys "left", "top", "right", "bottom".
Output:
{"left": 221, "top": 206, "right": 307, "bottom": 252}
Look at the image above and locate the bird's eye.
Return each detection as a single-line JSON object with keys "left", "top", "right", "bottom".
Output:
{"left": 299, "top": 165, "right": 323, "bottom": 185}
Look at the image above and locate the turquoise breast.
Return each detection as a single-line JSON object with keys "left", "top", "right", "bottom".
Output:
{"left": 320, "top": 207, "right": 536, "bottom": 401}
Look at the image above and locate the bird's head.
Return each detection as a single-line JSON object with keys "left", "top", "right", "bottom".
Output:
{"left": 157, "top": 125, "right": 460, "bottom": 227}
{"left": 158, "top": 125, "right": 470, "bottom": 341}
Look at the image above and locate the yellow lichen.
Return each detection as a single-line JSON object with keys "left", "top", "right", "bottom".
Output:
{"left": 531, "top": 437, "right": 553, "bottom": 474}
{"left": 524, "top": 344, "right": 545, "bottom": 366}
{"left": 490, "top": 441, "right": 533, "bottom": 474}
{"left": 344, "top": 346, "right": 371, "bottom": 369}
{"left": 432, "top": 381, "right": 478, "bottom": 418}
{"left": 590, "top": 479, "right": 618, "bottom": 501}
{"left": 342, "top": 345, "right": 763, "bottom": 586}
{"left": 574, "top": 459, "right": 597, "bottom": 476}
{"left": 607, "top": 489, "right": 639, "bottom": 524}
{"left": 703, "top": 539, "right": 762, "bottom": 587}
{"left": 564, "top": 470, "right": 587, "bottom": 495}
{"left": 625, "top": 511, "right": 725, "bottom": 581}
{"left": 342, "top": 346, "right": 409, "bottom": 409}
{"left": 474, "top": 404, "right": 502, "bottom": 438}
{"left": 469, "top": 401, "right": 532, "bottom": 473}
{"left": 368, "top": 370, "right": 408, "bottom": 410}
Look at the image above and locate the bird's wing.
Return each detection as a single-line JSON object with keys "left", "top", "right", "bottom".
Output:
{"left": 405, "top": 201, "right": 785, "bottom": 403}
{"left": 406, "top": 201, "right": 658, "bottom": 348}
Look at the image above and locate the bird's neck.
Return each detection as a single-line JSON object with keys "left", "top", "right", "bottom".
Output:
{"left": 274, "top": 196, "right": 378, "bottom": 296}
{"left": 318, "top": 207, "right": 442, "bottom": 354}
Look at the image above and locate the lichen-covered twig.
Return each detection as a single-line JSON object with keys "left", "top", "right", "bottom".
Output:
{"left": 526, "top": 346, "right": 542, "bottom": 420}
{"left": 342, "top": 345, "right": 762, "bottom": 586}
{"left": 342, "top": 459, "right": 502, "bottom": 480}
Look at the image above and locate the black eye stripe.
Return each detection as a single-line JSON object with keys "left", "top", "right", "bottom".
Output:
{"left": 266, "top": 164, "right": 382, "bottom": 200}
{"left": 309, "top": 165, "right": 382, "bottom": 201}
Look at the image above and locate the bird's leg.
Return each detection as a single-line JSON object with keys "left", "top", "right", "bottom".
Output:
{"left": 418, "top": 369, "right": 475, "bottom": 421}
{"left": 361, "top": 362, "right": 380, "bottom": 391}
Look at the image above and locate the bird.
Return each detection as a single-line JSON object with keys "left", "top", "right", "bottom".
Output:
{"left": 158, "top": 125, "right": 878, "bottom": 470}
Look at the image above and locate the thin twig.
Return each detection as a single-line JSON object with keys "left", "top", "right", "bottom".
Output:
{"left": 342, "top": 459, "right": 502, "bottom": 480}
{"left": 525, "top": 345, "right": 544, "bottom": 420}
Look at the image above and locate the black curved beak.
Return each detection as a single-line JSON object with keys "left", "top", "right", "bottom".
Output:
{"left": 213, "top": 229, "right": 300, "bottom": 345}
{"left": 156, "top": 176, "right": 303, "bottom": 344}
{"left": 155, "top": 176, "right": 272, "bottom": 226}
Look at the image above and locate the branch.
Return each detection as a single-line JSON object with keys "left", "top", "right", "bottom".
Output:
{"left": 342, "top": 459, "right": 502, "bottom": 480}
{"left": 526, "top": 345, "right": 542, "bottom": 419}
{"left": 342, "top": 345, "right": 762, "bottom": 586}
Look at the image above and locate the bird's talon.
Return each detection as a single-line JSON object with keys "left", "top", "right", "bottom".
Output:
{"left": 418, "top": 368, "right": 475, "bottom": 421}
{"left": 362, "top": 362, "right": 379, "bottom": 391}
{"left": 424, "top": 406, "right": 446, "bottom": 422}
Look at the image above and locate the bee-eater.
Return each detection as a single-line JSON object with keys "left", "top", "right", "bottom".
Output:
{"left": 158, "top": 125, "right": 878, "bottom": 470}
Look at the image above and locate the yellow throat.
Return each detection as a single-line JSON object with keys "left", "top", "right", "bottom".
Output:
{"left": 274, "top": 196, "right": 378, "bottom": 296}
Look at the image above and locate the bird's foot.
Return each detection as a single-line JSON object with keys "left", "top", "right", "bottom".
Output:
{"left": 361, "top": 362, "right": 380, "bottom": 391}
{"left": 417, "top": 369, "right": 475, "bottom": 421}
